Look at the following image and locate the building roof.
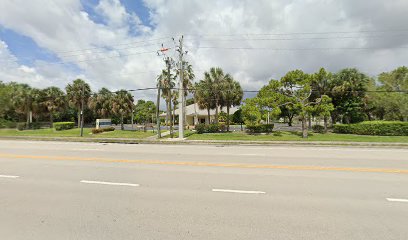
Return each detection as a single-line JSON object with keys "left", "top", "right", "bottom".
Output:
{"left": 160, "top": 103, "right": 240, "bottom": 117}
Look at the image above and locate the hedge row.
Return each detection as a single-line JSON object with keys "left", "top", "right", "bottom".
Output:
{"left": 17, "top": 122, "right": 49, "bottom": 130}
{"left": 195, "top": 123, "right": 226, "bottom": 134}
{"left": 333, "top": 121, "right": 408, "bottom": 136}
{"left": 53, "top": 122, "right": 75, "bottom": 131}
{"left": 246, "top": 124, "right": 274, "bottom": 134}
{"left": 91, "top": 126, "right": 115, "bottom": 134}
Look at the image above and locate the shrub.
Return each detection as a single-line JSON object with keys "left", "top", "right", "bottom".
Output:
{"left": 91, "top": 126, "right": 115, "bottom": 134}
{"left": 53, "top": 122, "right": 75, "bottom": 131}
{"left": 208, "top": 124, "right": 220, "bottom": 133}
{"left": 246, "top": 124, "right": 274, "bottom": 134}
{"left": 195, "top": 123, "right": 207, "bottom": 134}
{"left": 91, "top": 128, "right": 104, "bottom": 134}
{"left": 312, "top": 125, "right": 325, "bottom": 133}
{"left": 333, "top": 121, "right": 408, "bottom": 136}
{"left": 0, "top": 119, "right": 17, "bottom": 129}
{"left": 16, "top": 122, "right": 27, "bottom": 131}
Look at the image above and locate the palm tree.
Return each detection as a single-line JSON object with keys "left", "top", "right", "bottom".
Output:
{"left": 11, "top": 83, "right": 33, "bottom": 125}
{"left": 222, "top": 77, "right": 243, "bottom": 131}
{"left": 112, "top": 90, "right": 134, "bottom": 130}
{"left": 157, "top": 69, "right": 175, "bottom": 126}
{"left": 204, "top": 67, "right": 231, "bottom": 123}
{"left": 43, "top": 87, "right": 66, "bottom": 125}
{"left": 88, "top": 88, "right": 114, "bottom": 118}
{"left": 195, "top": 78, "right": 215, "bottom": 124}
{"left": 66, "top": 79, "right": 91, "bottom": 128}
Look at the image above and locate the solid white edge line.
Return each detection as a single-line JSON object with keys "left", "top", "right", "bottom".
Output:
{"left": 386, "top": 198, "right": 408, "bottom": 203}
{"left": 0, "top": 175, "right": 20, "bottom": 178}
{"left": 80, "top": 180, "right": 139, "bottom": 187}
{"left": 212, "top": 189, "right": 266, "bottom": 194}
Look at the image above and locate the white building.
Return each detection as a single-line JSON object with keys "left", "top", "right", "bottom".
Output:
{"left": 160, "top": 103, "right": 240, "bottom": 126}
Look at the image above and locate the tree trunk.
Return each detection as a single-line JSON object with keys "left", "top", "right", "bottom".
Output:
{"left": 165, "top": 100, "right": 169, "bottom": 127}
{"left": 330, "top": 113, "right": 336, "bottom": 127}
{"left": 323, "top": 116, "right": 328, "bottom": 133}
{"left": 207, "top": 108, "right": 210, "bottom": 125}
{"left": 215, "top": 102, "right": 219, "bottom": 124}
{"left": 121, "top": 114, "right": 124, "bottom": 130}
{"left": 77, "top": 108, "right": 81, "bottom": 128}
{"left": 308, "top": 115, "right": 312, "bottom": 130}
{"left": 50, "top": 113, "right": 54, "bottom": 128}
{"left": 302, "top": 117, "right": 308, "bottom": 138}
{"left": 288, "top": 114, "right": 293, "bottom": 127}
{"left": 226, "top": 105, "right": 230, "bottom": 132}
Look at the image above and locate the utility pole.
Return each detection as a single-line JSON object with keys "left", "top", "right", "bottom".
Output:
{"left": 80, "top": 84, "right": 85, "bottom": 137}
{"left": 166, "top": 57, "right": 174, "bottom": 138}
{"left": 156, "top": 79, "right": 161, "bottom": 138}
{"left": 178, "top": 36, "right": 185, "bottom": 139}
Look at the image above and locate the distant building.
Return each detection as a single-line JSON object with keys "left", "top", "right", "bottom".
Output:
{"left": 160, "top": 103, "right": 240, "bottom": 126}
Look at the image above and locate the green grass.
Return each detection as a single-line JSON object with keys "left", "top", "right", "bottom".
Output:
{"left": 0, "top": 128, "right": 155, "bottom": 139}
{"left": 187, "top": 131, "right": 408, "bottom": 143}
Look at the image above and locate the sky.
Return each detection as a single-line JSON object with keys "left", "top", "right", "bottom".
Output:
{"left": 0, "top": 0, "right": 408, "bottom": 101}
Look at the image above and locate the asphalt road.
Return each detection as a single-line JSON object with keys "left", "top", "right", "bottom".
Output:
{"left": 1, "top": 140, "right": 407, "bottom": 240}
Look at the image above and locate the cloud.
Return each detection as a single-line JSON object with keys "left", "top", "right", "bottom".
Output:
{"left": 0, "top": 0, "right": 407, "bottom": 100}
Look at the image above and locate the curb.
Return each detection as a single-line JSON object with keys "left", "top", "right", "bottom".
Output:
{"left": 0, "top": 136, "right": 407, "bottom": 148}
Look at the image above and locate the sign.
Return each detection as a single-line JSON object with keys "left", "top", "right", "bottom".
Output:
{"left": 96, "top": 119, "right": 112, "bottom": 129}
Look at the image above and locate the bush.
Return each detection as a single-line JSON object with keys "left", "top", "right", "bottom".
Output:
{"left": 246, "top": 124, "right": 274, "bottom": 134}
{"left": 333, "top": 121, "right": 408, "bottom": 136}
{"left": 312, "top": 125, "right": 325, "bottom": 133}
{"left": 208, "top": 124, "right": 220, "bottom": 133}
{"left": 0, "top": 119, "right": 17, "bottom": 129}
{"left": 91, "top": 126, "right": 115, "bottom": 134}
{"left": 195, "top": 123, "right": 225, "bottom": 134}
{"left": 16, "top": 122, "right": 27, "bottom": 131}
{"left": 195, "top": 123, "right": 207, "bottom": 134}
{"left": 53, "top": 122, "right": 75, "bottom": 131}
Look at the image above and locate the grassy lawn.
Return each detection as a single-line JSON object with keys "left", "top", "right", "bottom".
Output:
{"left": 0, "top": 128, "right": 155, "bottom": 139}
{"left": 187, "top": 131, "right": 408, "bottom": 143}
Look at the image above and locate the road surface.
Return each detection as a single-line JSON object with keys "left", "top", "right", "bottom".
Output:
{"left": 1, "top": 140, "right": 407, "bottom": 239}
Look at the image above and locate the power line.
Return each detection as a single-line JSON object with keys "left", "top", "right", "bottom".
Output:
{"left": 185, "top": 28, "right": 408, "bottom": 37}
{"left": 195, "top": 46, "right": 408, "bottom": 51}
{"left": 186, "top": 33, "right": 408, "bottom": 42}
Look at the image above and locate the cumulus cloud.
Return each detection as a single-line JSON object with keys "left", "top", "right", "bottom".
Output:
{"left": 0, "top": 0, "right": 407, "bottom": 100}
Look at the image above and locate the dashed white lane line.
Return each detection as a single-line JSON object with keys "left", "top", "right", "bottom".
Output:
{"left": 0, "top": 175, "right": 19, "bottom": 178}
{"left": 386, "top": 198, "right": 408, "bottom": 203}
{"left": 80, "top": 180, "right": 139, "bottom": 187}
{"left": 212, "top": 189, "right": 266, "bottom": 194}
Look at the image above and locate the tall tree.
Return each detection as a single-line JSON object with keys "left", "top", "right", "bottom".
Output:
{"left": 157, "top": 69, "right": 175, "bottom": 126}
{"left": 311, "top": 68, "right": 334, "bottom": 128}
{"left": 195, "top": 78, "right": 215, "bottom": 124}
{"left": 377, "top": 66, "right": 408, "bottom": 121}
{"left": 204, "top": 67, "right": 231, "bottom": 123}
{"left": 221, "top": 76, "right": 243, "bottom": 131}
{"left": 331, "top": 68, "right": 369, "bottom": 124}
{"left": 43, "top": 87, "right": 66, "bottom": 125}
{"left": 112, "top": 90, "right": 134, "bottom": 130}
{"left": 88, "top": 88, "right": 114, "bottom": 118}
{"left": 66, "top": 79, "right": 91, "bottom": 128}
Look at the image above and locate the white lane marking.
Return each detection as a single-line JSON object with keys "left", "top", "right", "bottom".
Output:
{"left": 386, "top": 198, "right": 408, "bottom": 203}
{"left": 212, "top": 189, "right": 266, "bottom": 194}
{"left": 0, "top": 175, "right": 20, "bottom": 178}
{"left": 80, "top": 180, "right": 139, "bottom": 187}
